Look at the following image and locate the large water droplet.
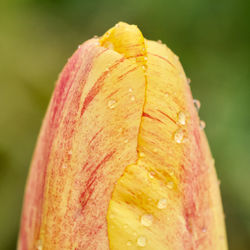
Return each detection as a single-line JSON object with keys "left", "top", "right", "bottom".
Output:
{"left": 140, "top": 214, "right": 153, "bottom": 227}
{"left": 157, "top": 198, "right": 167, "bottom": 209}
{"left": 137, "top": 236, "right": 147, "bottom": 247}
{"left": 199, "top": 120, "right": 206, "bottom": 129}
{"left": 187, "top": 78, "right": 191, "bottom": 85}
{"left": 108, "top": 99, "right": 117, "bottom": 109}
{"left": 131, "top": 95, "right": 135, "bottom": 101}
{"left": 129, "top": 88, "right": 133, "bottom": 92}
{"left": 193, "top": 99, "right": 201, "bottom": 111}
{"left": 124, "top": 139, "right": 129, "bottom": 143}
{"left": 174, "top": 129, "right": 184, "bottom": 143}
{"left": 178, "top": 111, "right": 186, "bottom": 125}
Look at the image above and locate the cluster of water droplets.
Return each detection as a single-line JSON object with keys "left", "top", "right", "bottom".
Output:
{"left": 193, "top": 99, "right": 206, "bottom": 130}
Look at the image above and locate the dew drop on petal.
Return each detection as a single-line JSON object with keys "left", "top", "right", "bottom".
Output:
{"left": 178, "top": 111, "right": 186, "bottom": 125}
{"left": 62, "top": 164, "right": 67, "bottom": 169}
{"left": 137, "top": 236, "right": 147, "bottom": 247}
{"left": 148, "top": 171, "right": 155, "bottom": 179}
{"left": 174, "top": 129, "right": 184, "bottom": 143}
{"left": 167, "top": 181, "right": 174, "bottom": 189}
{"left": 193, "top": 99, "right": 201, "bottom": 111}
{"left": 36, "top": 240, "right": 43, "bottom": 250}
{"left": 129, "top": 88, "right": 133, "bottom": 92}
{"left": 131, "top": 95, "right": 135, "bottom": 101}
{"left": 139, "top": 152, "right": 145, "bottom": 157}
{"left": 68, "top": 150, "right": 72, "bottom": 155}
{"left": 109, "top": 213, "right": 115, "bottom": 219}
{"left": 157, "top": 40, "right": 162, "bottom": 44}
{"left": 127, "top": 241, "right": 132, "bottom": 246}
{"left": 108, "top": 99, "right": 116, "bottom": 109}
{"left": 199, "top": 120, "right": 206, "bottom": 129}
{"left": 187, "top": 78, "right": 191, "bottom": 84}
{"left": 141, "top": 214, "right": 153, "bottom": 227}
{"left": 124, "top": 139, "right": 129, "bottom": 143}
{"left": 157, "top": 198, "right": 167, "bottom": 209}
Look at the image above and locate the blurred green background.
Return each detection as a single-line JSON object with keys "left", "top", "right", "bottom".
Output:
{"left": 0, "top": 0, "right": 249, "bottom": 249}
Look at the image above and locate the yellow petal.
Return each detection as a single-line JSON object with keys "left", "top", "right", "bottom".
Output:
{"left": 106, "top": 26, "right": 227, "bottom": 250}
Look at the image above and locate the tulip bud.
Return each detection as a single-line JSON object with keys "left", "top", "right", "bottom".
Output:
{"left": 18, "top": 22, "right": 227, "bottom": 250}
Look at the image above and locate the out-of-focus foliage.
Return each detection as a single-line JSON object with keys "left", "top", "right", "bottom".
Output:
{"left": 0, "top": 0, "right": 249, "bottom": 249}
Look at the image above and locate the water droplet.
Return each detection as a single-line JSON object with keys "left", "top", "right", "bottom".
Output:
{"left": 36, "top": 240, "right": 43, "bottom": 250}
{"left": 62, "top": 164, "right": 67, "bottom": 169}
{"left": 142, "top": 65, "right": 146, "bottom": 70}
{"left": 140, "top": 214, "right": 153, "bottom": 227}
{"left": 78, "top": 45, "right": 81, "bottom": 49}
{"left": 167, "top": 181, "right": 174, "bottom": 189}
{"left": 177, "top": 111, "right": 186, "bottom": 125}
{"left": 174, "top": 129, "right": 184, "bottom": 143}
{"left": 202, "top": 227, "right": 207, "bottom": 233}
{"left": 137, "top": 236, "right": 147, "bottom": 247}
{"left": 139, "top": 152, "right": 145, "bottom": 157}
{"left": 109, "top": 213, "right": 115, "bottom": 219}
{"left": 157, "top": 40, "right": 162, "bottom": 44}
{"left": 169, "top": 170, "right": 174, "bottom": 176}
{"left": 148, "top": 171, "right": 155, "bottom": 179}
{"left": 129, "top": 88, "right": 133, "bottom": 92}
{"left": 157, "top": 198, "right": 167, "bottom": 209}
{"left": 124, "top": 139, "right": 129, "bottom": 143}
{"left": 187, "top": 78, "right": 191, "bottom": 84}
{"left": 68, "top": 150, "right": 72, "bottom": 155}
{"left": 127, "top": 241, "right": 132, "bottom": 246}
{"left": 193, "top": 99, "right": 201, "bottom": 111}
{"left": 93, "top": 35, "right": 98, "bottom": 39}
{"left": 108, "top": 99, "right": 116, "bottom": 109}
{"left": 144, "top": 56, "right": 148, "bottom": 61}
{"left": 131, "top": 95, "right": 135, "bottom": 101}
{"left": 199, "top": 120, "right": 206, "bottom": 129}
{"left": 106, "top": 41, "right": 114, "bottom": 49}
